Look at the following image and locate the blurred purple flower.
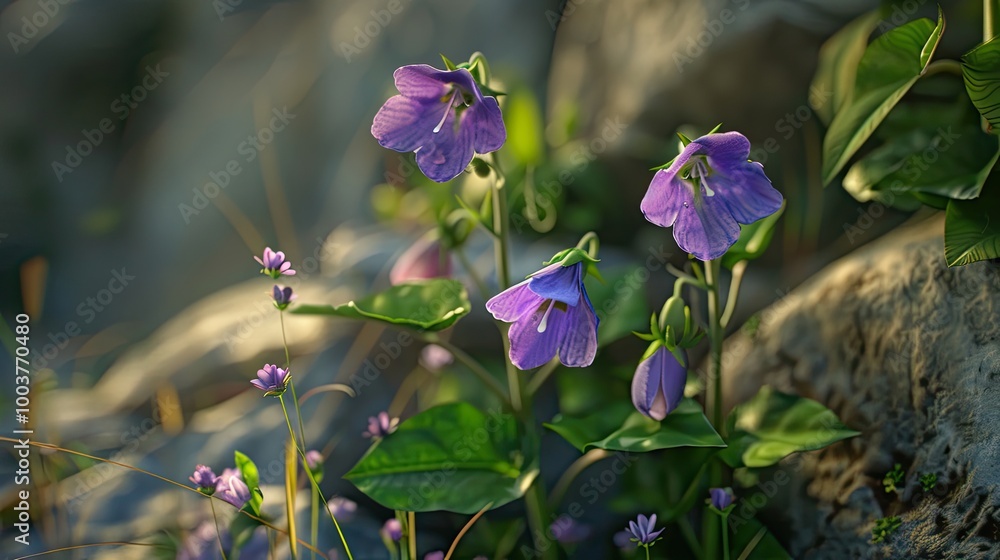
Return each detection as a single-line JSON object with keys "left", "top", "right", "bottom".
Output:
{"left": 364, "top": 411, "right": 399, "bottom": 439}
{"left": 550, "top": 514, "right": 591, "bottom": 544}
{"left": 424, "top": 552, "right": 444, "bottom": 560}
{"left": 216, "top": 475, "right": 251, "bottom": 509}
{"left": 709, "top": 487, "right": 735, "bottom": 510}
{"left": 390, "top": 234, "right": 452, "bottom": 285}
{"left": 420, "top": 344, "right": 454, "bottom": 372}
{"left": 251, "top": 363, "right": 290, "bottom": 397}
{"left": 486, "top": 262, "right": 598, "bottom": 370}
{"left": 327, "top": 497, "right": 357, "bottom": 522}
{"left": 640, "top": 131, "right": 783, "bottom": 261}
{"left": 624, "top": 513, "right": 664, "bottom": 545}
{"left": 383, "top": 518, "right": 403, "bottom": 542}
{"left": 272, "top": 285, "right": 295, "bottom": 310}
{"left": 254, "top": 247, "right": 296, "bottom": 278}
{"left": 631, "top": 346, "right": 687, "bottom": 421}
{"left": 613, "top": 530, "right": 636, "bottom": 550}
{"left": 305, "top": 450, "right": 323, "bottom": 470}
{"left": 371, "top": 64, "right": 506, "bottom": 182}
{"left": 189, "top": 465, "right": 218, "bottom": 494}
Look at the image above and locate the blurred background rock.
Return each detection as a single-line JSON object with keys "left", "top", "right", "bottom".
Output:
{"left": 0, "top": 0, "right": 988, "bottom": 557}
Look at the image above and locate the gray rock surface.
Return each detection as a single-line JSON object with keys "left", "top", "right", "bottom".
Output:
{"left": 721, "top": 215, "right": 1000, "bottom": 559}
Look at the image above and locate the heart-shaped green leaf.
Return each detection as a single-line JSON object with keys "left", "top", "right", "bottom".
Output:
{"left": 810, "top": 11, "right": 880, "bottom": 124}
{"left": 234, "top": 450, "right": 263, "bottom": 516}
{"left": 720, "top": 386, "right": 859, "bottom": 469}
{"left": 545, "top": 400, "right": 725, "bottom": 453}
{"left": 822, "top": 10, "right": 945, "bottom": 185}
{"left": 963, "top": 35, "right": 1000, "bottom": 130}
{"left": 291, "top": 279, "right": 470, "bottom": 331}
{"left": 844, "top": 122, "right": 999, "bottom": 207}
{"left": 344, "top": 402, "right": 534, "bottom": 514}
{"left": 945, "top": 180, "right": 1000, "bottom": 266}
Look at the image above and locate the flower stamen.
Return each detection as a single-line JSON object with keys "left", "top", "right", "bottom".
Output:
{"left": 537, "top": 299, "right": 557, "bottom": 333}
{"left": 433, "top": 89, "right": 461, "bottom": 134}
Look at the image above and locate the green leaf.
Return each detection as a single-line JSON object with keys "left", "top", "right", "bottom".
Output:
{"left": 584, "top": 267, "right": 649, "bottom": 347}
{"left": 844, "top": 123, "right": 1000, "bottom": 207}
{"left": 234, "top": 451, "right": 263, "bottom": 516}
{"left": 506, "top": 87, "right": 545, "bottom": 165}
{"left": 440, "top": 54, "right": 458, "bottom": 71}
{"left": 344, "top": 402, "right": 534, "bottom": 514}
{"left": 821, "top": 11, "right": 945, "bottom": 185}
{"left": 810, "top": 11, "right": 881, "bottom": 124}
{"left": 291, "top": 279, "right": 470, "bottom": 331}
{"left": 730, "top": 517, "right": 792, "bottom": 560}
{"left": 721, "top": 386, "right": 860, "bottom": 469}
{"left": 544, "top": 400, "right": 725, "bottom": 453}
{"left": 963, "top": 36, "right": 1000, "bottom": 131}
{"left": 720, "top": 202, "right": 785, "bottom": 269}
{"left": 945, "top": 181, "right": 1000, "bottom": 266}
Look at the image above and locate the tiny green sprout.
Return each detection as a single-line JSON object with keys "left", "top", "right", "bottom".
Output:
{"left": 883, "top": 464, "right": 905, "bottom": 493}
{"left": 919, "top": 472, "right": 938, "bottom": 492}
{"left": 742, "top": 314, "right": 761, "bottom": 338}
{"left": 872, "top": 516, "right": 901, "bottom": 543}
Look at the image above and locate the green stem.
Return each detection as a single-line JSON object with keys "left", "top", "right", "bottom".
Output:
{"left": 407, "top": 511, "right": 417, "bottom": 560}
{"left": 490, "top": 157, "right": 554, "bottom": 560}
{"left": 575, "top": 231, "right": 600, "bottom": 258}
{"left": 722, "top": 517, "right": 731, "bottom": 560}
{"left": 279, "top": 395, "right": 354, "bottom": 560}
{"left": 210, "top": 498, "right": 229, "bottom": 560}
{"left": 719, "top": 261, "right": 747, "bottom": 329}
{"left": 310, "top": 486, "right": 319, "bottom": 560}
{"left": 703, "top": 260, "right": 725, "bottom": 560}
{"left": 645, "top": 544, "right": 651, "bottom": 560}
{"left": 986, "top": 0, "right": 995, "bottom": 41}
{"left": 923, "top": 59, "right": 963, "bottom": 78}
{"left": 279, "top": 311, "right": 307, "bottom": 450}
{"left": 548, "top": 449, "right": 609, "bottom": 507}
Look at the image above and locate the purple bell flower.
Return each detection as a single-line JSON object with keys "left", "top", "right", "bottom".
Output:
{"left": 641, "top": 131, "right": 783, "bottom": 261}
{"left": 254, "top": 247, "right": 296, "bottom": 278}
{"left": 625, "top": 513, "right": 665, "bottom": 545}
{"left": 631, "top": 346, "right": 687, "bottom": 421}
{"left": 485, "top": 262, "right": 599, "bottom": 370}
{"left": 382, "top": 518, "right": 403, "bottom": 542}
{"left": 389, "top": 234, "right": 452, "bottom": 285}
{"left": 420, "top": 344, "right": 454, "bottom": 372}
{"left": 363, "top": 411, "right": 399, "bottom": 439}
{"left": 371, "top": 64, "right": 506, "bottom": 183}
{"left": 216, "top": 473, "right": 251, "bottom": 509}
{"left": 272, "top": 285, "right": 295, "bottom": 310}
{"left": 328, "top": 496, "right": 358, "bottom": 522}
{"left": 709, "top": 487, "right": 735, "bottom": 510}
{"left": 550, "top": 514, "right": 591, "bottom": 544}
{"left": 251, "top": 363, "right": 291, "bottom": 396}
{"left": 189, "top": 465, "right": 218, "bottom": 494}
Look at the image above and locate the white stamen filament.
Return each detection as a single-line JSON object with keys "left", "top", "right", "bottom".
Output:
{"left": 689, "top": 159, "right": 715, "bottom": 197}
{"left": 537, "top": 299, "right": 557, "bottom": 333}
{"left": 433, "top": 89, "right": 460, "bottom": 134}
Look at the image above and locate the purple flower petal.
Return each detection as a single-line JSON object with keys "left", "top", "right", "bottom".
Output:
{"left": 631, "top": 347, "right": 687, "bottom": 420}
{"left": 393, "top": 64, "right": 451, "bottom": 100}
{"left": 467, "top": 96, "right": 506, "bottom": 153}
{"left": 390, "top": 234, "right": 452, "bottom": 285}
{"left": 506, "top": 295, "right": 597, "bottom": 370}
{"left": 485, "top": 281, "right": 545, "bottom": 322}
{"left": 372, "top": 95, "right": 449, "bottom": 153}
{"left": 672, "top": 194, "right": 741, "bottom": 261}
{"left": 415, "top": 108, "right": 476, "bottom": 182}
{"left": 527, "top": 263, "right": 582, "bottom": 306}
